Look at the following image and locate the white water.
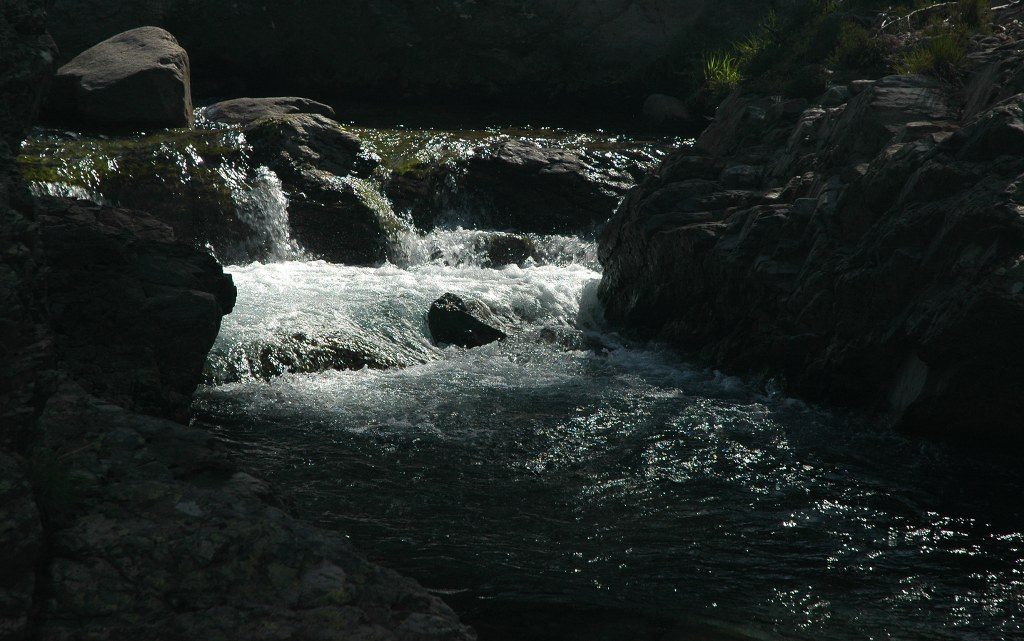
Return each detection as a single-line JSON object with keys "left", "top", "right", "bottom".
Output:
{"left": 196, "top": 247, "right": 1024, "bottom": 641}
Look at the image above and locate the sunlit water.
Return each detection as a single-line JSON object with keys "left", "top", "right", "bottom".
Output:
{"left": 193, "top": 235, "right": 1024, "bottom": 641}
{"left": 29, "top": 115, "right": 1020, "bottom": 640}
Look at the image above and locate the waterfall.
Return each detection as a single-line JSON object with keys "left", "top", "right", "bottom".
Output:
{"left": 220, "top": 164, "right": 302, "bottom": 262}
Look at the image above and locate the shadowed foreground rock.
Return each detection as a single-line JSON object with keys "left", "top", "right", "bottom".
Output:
{"left": 0, "top": 2, "right": 475, "bottom": 637}
{"left": 599, "top": 63, "right": 1024, "bottom": 438}
{"left": 47, "top": 26, "right": 193, "bottom": 130}
{"left": 428, "top": 294, "right": 507, "bottom": 348}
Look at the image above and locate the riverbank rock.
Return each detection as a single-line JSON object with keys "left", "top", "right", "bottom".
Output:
{"left": 36, "top": 197, "right": 236, "bottom": 421}
{"left": 203, "top": 96, "right": 337, "bottom": 125}
{"left": 0, "top": 4, "right": 475, "bottom": 635}
{"left": 47, "top": 26, "right": 193, "bottom": 130}
{"left": 428, "top": 294, "right": 507, "bottom": 348}
{"left": 33, "top": 381, "right": 475, "bottom": 641}
{"left": 599, "top": 62, "right": 1024, "bottom": 438}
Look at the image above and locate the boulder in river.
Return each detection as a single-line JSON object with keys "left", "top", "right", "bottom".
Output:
{"left": 47, "top": 26, "right": 193, "bottom": 130}
{"left": 446, "top": 140, "right": 633, "bottom": 234}
{"left": 202, "top": 96, "right": 336, "bottom": 125}
{"left": 242, "top": 113, "right": 402, "bottom": 265}
{"left": 428, "top": 293, "right": 507, "bottom": 348}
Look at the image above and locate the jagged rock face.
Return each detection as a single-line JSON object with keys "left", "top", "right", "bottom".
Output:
{"left": 48, "top": 26, "right": 193, "bottom": 130}
{"left": 46, "top": 0, "right": 763, "bottom": 110}
{"left": 599, "top": 71, "right": 1024, "bottom": 439}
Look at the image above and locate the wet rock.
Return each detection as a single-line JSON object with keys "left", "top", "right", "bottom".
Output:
{"left": 600, "top": 66, "right": 1024, "bottom": 439}
{"left": 820, "top": 84, "right": 851, "bottom": 107}
{"left": 204, "top": 331, "right": 403, "bottom": 384}
{"left": 428, "top": 294, "right": 507, "bottom": 348}
{"left": 203, "top": 96, "right": 336, "bottom": 125}
{"left": 242, "top": 112, "right": 366, "bottom": 179}
{"left": 477, "top": 232, "right": 536, "bottom": 267}
{"left": 47, "top": 27, "right": 193, "bottom": 130}
{"left": 450, "top": 140, "right": 632, "bottom": 234}
{"left": 242, "top": 114, "right": 401, "bottom": 265}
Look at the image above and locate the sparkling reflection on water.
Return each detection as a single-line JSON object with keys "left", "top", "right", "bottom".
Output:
{"left": 194, "top": 257, "right": 1024, "bottom": 641}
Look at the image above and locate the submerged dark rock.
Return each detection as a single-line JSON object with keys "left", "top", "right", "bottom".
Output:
{"left": 599, "top": 66, "right": 1024, "bottom": 438}
{"left": 428, "top": 294, "right": 507, "bottom": 348}
{"left": 47, "top": 26, "right": 193, "bottom": 130}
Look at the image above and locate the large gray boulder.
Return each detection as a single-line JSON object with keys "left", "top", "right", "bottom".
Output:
{"left": 48, "top": 26, "right": 193, "bottom": 130}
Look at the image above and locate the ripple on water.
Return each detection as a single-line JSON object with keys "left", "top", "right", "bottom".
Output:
{"left": 195, "top": 257, "right": 1024, "bottom": 641}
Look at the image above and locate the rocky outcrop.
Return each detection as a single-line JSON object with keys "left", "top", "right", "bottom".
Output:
{"left": 1, "top": 2, "right": 475, "bottom": 638}
{"left": 241, "top": 113, "right": 404, "bottom": 265}
{"left": 46, "top": 0, "right": 767, "bottom": 113}
{"left": 450, "top": 141, "right": 633, "bottom": 234}
{"left": 428, "top": 294, "right": 507, "bottom": 349}
{"left": 203, "top": 96, "right": 336, "bottom": 125}
{"left": 33, "top": 381, "right": 473, "bottom": 641}
{"left": 599, "top": 51, "right": 1024, "bottom": 438}
{"left": 47, "top": 26, "right": 193, "bottom": 130}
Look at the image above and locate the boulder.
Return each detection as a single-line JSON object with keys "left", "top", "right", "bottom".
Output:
{"left": 241, "top": 113, "right": 402, "bottom": 264}
{"left": 448, "top": 140, "right": 633, "bottom": 234}
{"left": 203, "top": 96, "right": 336, "bottom": 125}
{"left": 36, "top": 198, "right": 236, "bottom": 421}
{"left": 428, "top": 293, "right": 507, "bottom": 348}
{"left": 48, "top": 26, "right": 193, "bottom": 130}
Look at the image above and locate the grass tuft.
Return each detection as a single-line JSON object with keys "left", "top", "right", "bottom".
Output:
{"left": 897, "top": 32, "right": 968, "bottom": 80}
{"left": 703, "top": 52, "right": 742, "bottom": 93}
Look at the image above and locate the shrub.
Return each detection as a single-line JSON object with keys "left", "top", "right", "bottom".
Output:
{"left": 898, "top": 32, "right": 968, "bottom": 80}
{"left": 828, "top": 22, "right": 891, "bottom": 76}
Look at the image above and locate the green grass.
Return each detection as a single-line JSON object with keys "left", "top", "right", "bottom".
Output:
{"left": 703, "top": 52, "right": 742, "bottom": 94}
{"left": 897, "top": 31, "right": 968, "bottom": 80}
